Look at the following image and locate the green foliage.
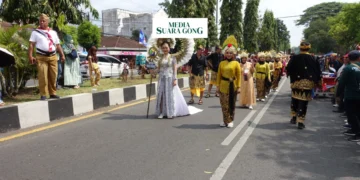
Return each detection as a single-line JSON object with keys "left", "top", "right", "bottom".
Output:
{"left": 0, "top": 0, "right": 99, "bottom": 31}
{"left": 62, "top": 25, "right": 78, "bottom": 46}
{"left": 329, "top": 3, "right": 360, "bottom": 50}
{"left": 243, "top": 0, "right": 260, "bottom": 53}
{"left": 0, "top": 25, "right": 36, "bottom": 96}
{"left": 304, "top": 19, "right": 337, "bottom": 53}
{"left": 276, "top": 19, "right": 290, "bottom": 52}
{"left": 77, "top": 21, "right": 101, "bottom": 51}
{"left": 159, "top": 0, "right": 218, "bottom": 47}
{"left": 259, "top": 10, "right": 275, "bottom": 51}
{"left": 296, "top": 2, "right": 344, "bottom": 26}
{"left": 220, "top": 0, "right": 243, "bottom": 48}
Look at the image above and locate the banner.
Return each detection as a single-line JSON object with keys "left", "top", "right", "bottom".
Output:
{"left": 152, "top": 18, "right": 208, "bottom": 38}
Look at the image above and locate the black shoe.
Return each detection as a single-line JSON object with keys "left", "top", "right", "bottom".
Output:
{"left": 348, "top": 135, "right": 360, "bottom": 142}
{"left": 343, "top": 130, "right": 356, "bottom": 136}
{"left": 297, "top": 123, "right": 305, "bottom": 129}
{"left": 49, "top": 95, "right": 60, "bottom": 99}
{"left": 290, "top": 117, "right": 296, "bottom": 124}
{"left": 40, "top": 96, "right": 47, "bottom": 100}
{"left": 343, "top": 124, "right": 351, "bottom": 129}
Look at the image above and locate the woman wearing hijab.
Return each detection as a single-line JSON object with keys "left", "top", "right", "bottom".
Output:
{"left": 216, "top": 43, "right": 241, "bottom": 128}
{"left": 62, "top": 35, "right": 81, "bottom": 89}
{"left": 238, "top": 52, "right": 256, "bottom": 110}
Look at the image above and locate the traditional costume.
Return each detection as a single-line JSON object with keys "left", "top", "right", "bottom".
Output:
{"left": 146, "top": 37, "right": 195, "bottom": 119}
{"left": 217, "top": 36, "right": 241, "bottom": 128}
{"left": 188, "top": 45, "right": 208, "bottom": 105}
{"left": 271, "top": 53, "right": 283, "bottom": 91}
{"left": 206, "top": 46, "right": 223, "bottom": 98}
{"left": 238, "top": 52, "right": 256, "bottom": 109}
{"left": 255, "top": 52, "right": 271, "bottom": 102}
{"left": 286, "top": 42, "right": 322, "bottom": 129}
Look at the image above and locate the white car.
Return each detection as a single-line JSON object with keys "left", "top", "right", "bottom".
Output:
{"left": 79, "top": 54, "right": 128, "bottom": 78}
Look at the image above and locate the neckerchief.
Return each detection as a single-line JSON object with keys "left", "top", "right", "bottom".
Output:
{"left": 37, "top": 27, "right": 54, "bottom": 52}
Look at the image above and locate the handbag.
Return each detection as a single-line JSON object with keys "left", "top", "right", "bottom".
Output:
{"left": 69, "top": 49, "right": 78, "bottom": 59}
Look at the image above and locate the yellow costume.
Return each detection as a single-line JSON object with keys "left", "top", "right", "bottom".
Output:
{"left": 239, "top": 61, "right": 256, "bottom": 106}
{"left": 272, "top": 58, "right": 283, "bottom": 90}
{"left": 255, "top": 53, "right": 270, "bottom": 100}
{"left": 217, "top": 59, "right": 241, "bottom": 124}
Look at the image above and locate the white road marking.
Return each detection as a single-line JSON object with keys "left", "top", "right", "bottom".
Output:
{"left": 221, "top": 110, "right": 257, "bottom": 146}
{"left": 210, "top": 79, "right": 287, "bottom": 180}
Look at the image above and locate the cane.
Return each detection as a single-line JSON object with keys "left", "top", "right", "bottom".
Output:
{"left": 146, "top": 71, "right": 153, "bottom": 119}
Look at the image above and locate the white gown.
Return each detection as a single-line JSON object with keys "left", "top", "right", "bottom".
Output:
{"left": 173, "top": 85, "right": 190, "bottom": 117}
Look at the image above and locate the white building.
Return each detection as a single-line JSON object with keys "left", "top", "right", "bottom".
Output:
{"left": 102, "top": 9, "right": 168, "bottom": 38}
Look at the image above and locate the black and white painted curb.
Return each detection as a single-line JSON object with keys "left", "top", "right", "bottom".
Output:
{"left": 0, "top": 77, "right": 190, "bottom": 133}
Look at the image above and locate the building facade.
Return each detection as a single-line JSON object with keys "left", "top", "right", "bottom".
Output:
{"left": 102, "top": 9, "right": 168, "bottom": 38}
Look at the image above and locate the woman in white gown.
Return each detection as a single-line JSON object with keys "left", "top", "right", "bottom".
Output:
{"left": 156, "top": 41, "right": 189, "bottom": 119}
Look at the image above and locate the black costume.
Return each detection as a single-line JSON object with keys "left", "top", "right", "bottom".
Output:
{"left": 286, "top": 52, "right": 321, "bottom": 128}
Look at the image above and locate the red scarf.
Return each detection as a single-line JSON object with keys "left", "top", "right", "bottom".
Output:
{"left": 38, "top": 27, "right": 54, "bottom": 52}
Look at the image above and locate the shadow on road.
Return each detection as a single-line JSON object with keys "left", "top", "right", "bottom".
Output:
{"left": 252, "top": 88, "right": 360, "bottom": 179}
{"left": 175, "top": 124, "right": 222, "bottom": 130}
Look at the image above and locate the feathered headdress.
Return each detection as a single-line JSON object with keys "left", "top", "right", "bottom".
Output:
{"left": 146, "top": 35, "right": 194, "bottom": 67}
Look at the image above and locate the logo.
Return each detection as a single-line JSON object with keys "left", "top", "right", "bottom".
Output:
{"left": 152, "top": 18, "right": 208, "bottom": 38}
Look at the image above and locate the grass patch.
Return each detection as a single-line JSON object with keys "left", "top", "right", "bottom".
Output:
{"left": 3, "top": 74, "right": 189, "bottom": 105}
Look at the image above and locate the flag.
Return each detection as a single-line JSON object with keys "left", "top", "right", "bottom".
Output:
{"left": 139, "top": 30, "right": 147, "bottom": 46}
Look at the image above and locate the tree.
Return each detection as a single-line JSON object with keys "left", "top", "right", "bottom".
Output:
{"left": 303, "top": 19, "right": 337, "bottom": 53}
{"left": 206, "top": 0, "right": 218, "bottom": 46}
{"left": 62, "top": 25, "right": 78, "bottom": 46}
{"left": 258, "top": 10, "right": 275, "bottom": 51}
{"left": 296, "top": 2, "right": 344, "bottom": 26}
{"left": 0, "top": 0, "right": 99, "bottom": 32}
{"left": 243, "top": 0, "right": 260, "bottom": 53}
{"left": 0, "top": 25, "right": 36, "bottom": 97}
{"left": 276, "top": 19, "right": 290, "bottom": 52}
{"left": 329, "top": 3, "right": 360, "bottom": 50}
{"left": 77, "top": 21, "right": 101, "bottom": 50}
{"left": 220, "top": 0, "right": 243, "bottom": 47}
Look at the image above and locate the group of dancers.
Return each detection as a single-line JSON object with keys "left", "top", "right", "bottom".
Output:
{"left": 148, "top": 36, "right": 315, "bottom": 129}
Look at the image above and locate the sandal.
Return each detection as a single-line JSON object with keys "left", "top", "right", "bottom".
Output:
{"left": 205, "top": 94, "right": 210, "bottom": 98}
{"left": 215, "top": 94, "right": 220, "bottom": 97}
{"left": 188, "top": 99, "right": 195, "bottom": 104}
{"left": 198, "top": 100, "right": 203, "bottom": 105}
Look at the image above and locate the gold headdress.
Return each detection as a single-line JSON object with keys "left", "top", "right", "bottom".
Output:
{"left": 300, "top": 41, "right": 311, "bottom": 50}
{"left": 239, "top": 51, "right": 249, "bottom": 58}
{"left": 275, "top": 53, "right": 282, "bottom": 59}
{"left": 222, "top": 35, "right": 238, "bottom": 54}
{"left": 258, "top": 52, "right": 266, "bottom": 58}
{"left": 265, "top": 51, "right": 272, "bottom": 58}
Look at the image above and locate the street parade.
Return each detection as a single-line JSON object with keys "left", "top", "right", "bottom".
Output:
{"left": 0, "top": 0, "right": 359, "bottom": 179}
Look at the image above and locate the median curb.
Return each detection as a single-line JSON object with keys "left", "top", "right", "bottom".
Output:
{"left": 0, "top": 77, "right": 190, "bottom": 133}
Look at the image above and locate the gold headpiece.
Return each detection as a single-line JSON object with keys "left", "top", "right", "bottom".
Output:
{"left": 258, "top": 52, "right": 266, "bottom": 58}
{"left": 300, "top": 41, "right": 311, "bottom": 50}
{"left": 239, "top": 51, "right": 249, "bottom": 58}
{"left": 156, "top": 38, "right": 176, "bottom": 49}
{"left": 222, "top": 35, "right": 238, "bottom": 54}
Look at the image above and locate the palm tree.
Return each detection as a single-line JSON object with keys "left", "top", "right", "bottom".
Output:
{"left": 0, "top": 25, "right": 36, "bottom": 97}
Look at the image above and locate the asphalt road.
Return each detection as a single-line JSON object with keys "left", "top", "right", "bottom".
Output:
{"left": 1, "top": 78, "right": 360, "bottom": 180}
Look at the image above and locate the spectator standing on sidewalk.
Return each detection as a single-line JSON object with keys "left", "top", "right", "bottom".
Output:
{"left": 28, "top": 14, "right": 65, "bottom": 100}
{"left": 336, "top": 50, "right": 360, "bottom": 142}
{"left": 62, "top": 35, "right": 81, "bottom": 89}
{"left": 87, "top": 46, "right": 101, "bottom": 87}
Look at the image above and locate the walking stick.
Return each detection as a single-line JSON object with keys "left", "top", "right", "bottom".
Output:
{"left": 146, "top": 71, "right": 153, "bottom": 119}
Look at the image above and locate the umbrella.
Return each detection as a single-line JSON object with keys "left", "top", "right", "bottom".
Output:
{"left": 0, "top": 47, "right": 15, "bottom": 67}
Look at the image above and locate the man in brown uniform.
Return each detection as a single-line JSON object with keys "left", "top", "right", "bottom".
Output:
{"left": 28, "top": 14, "right": 65, "bottom": 100}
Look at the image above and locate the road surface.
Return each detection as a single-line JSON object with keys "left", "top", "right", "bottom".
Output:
{"left": 1, "top": 78, "right": 359, "bottom": 180}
